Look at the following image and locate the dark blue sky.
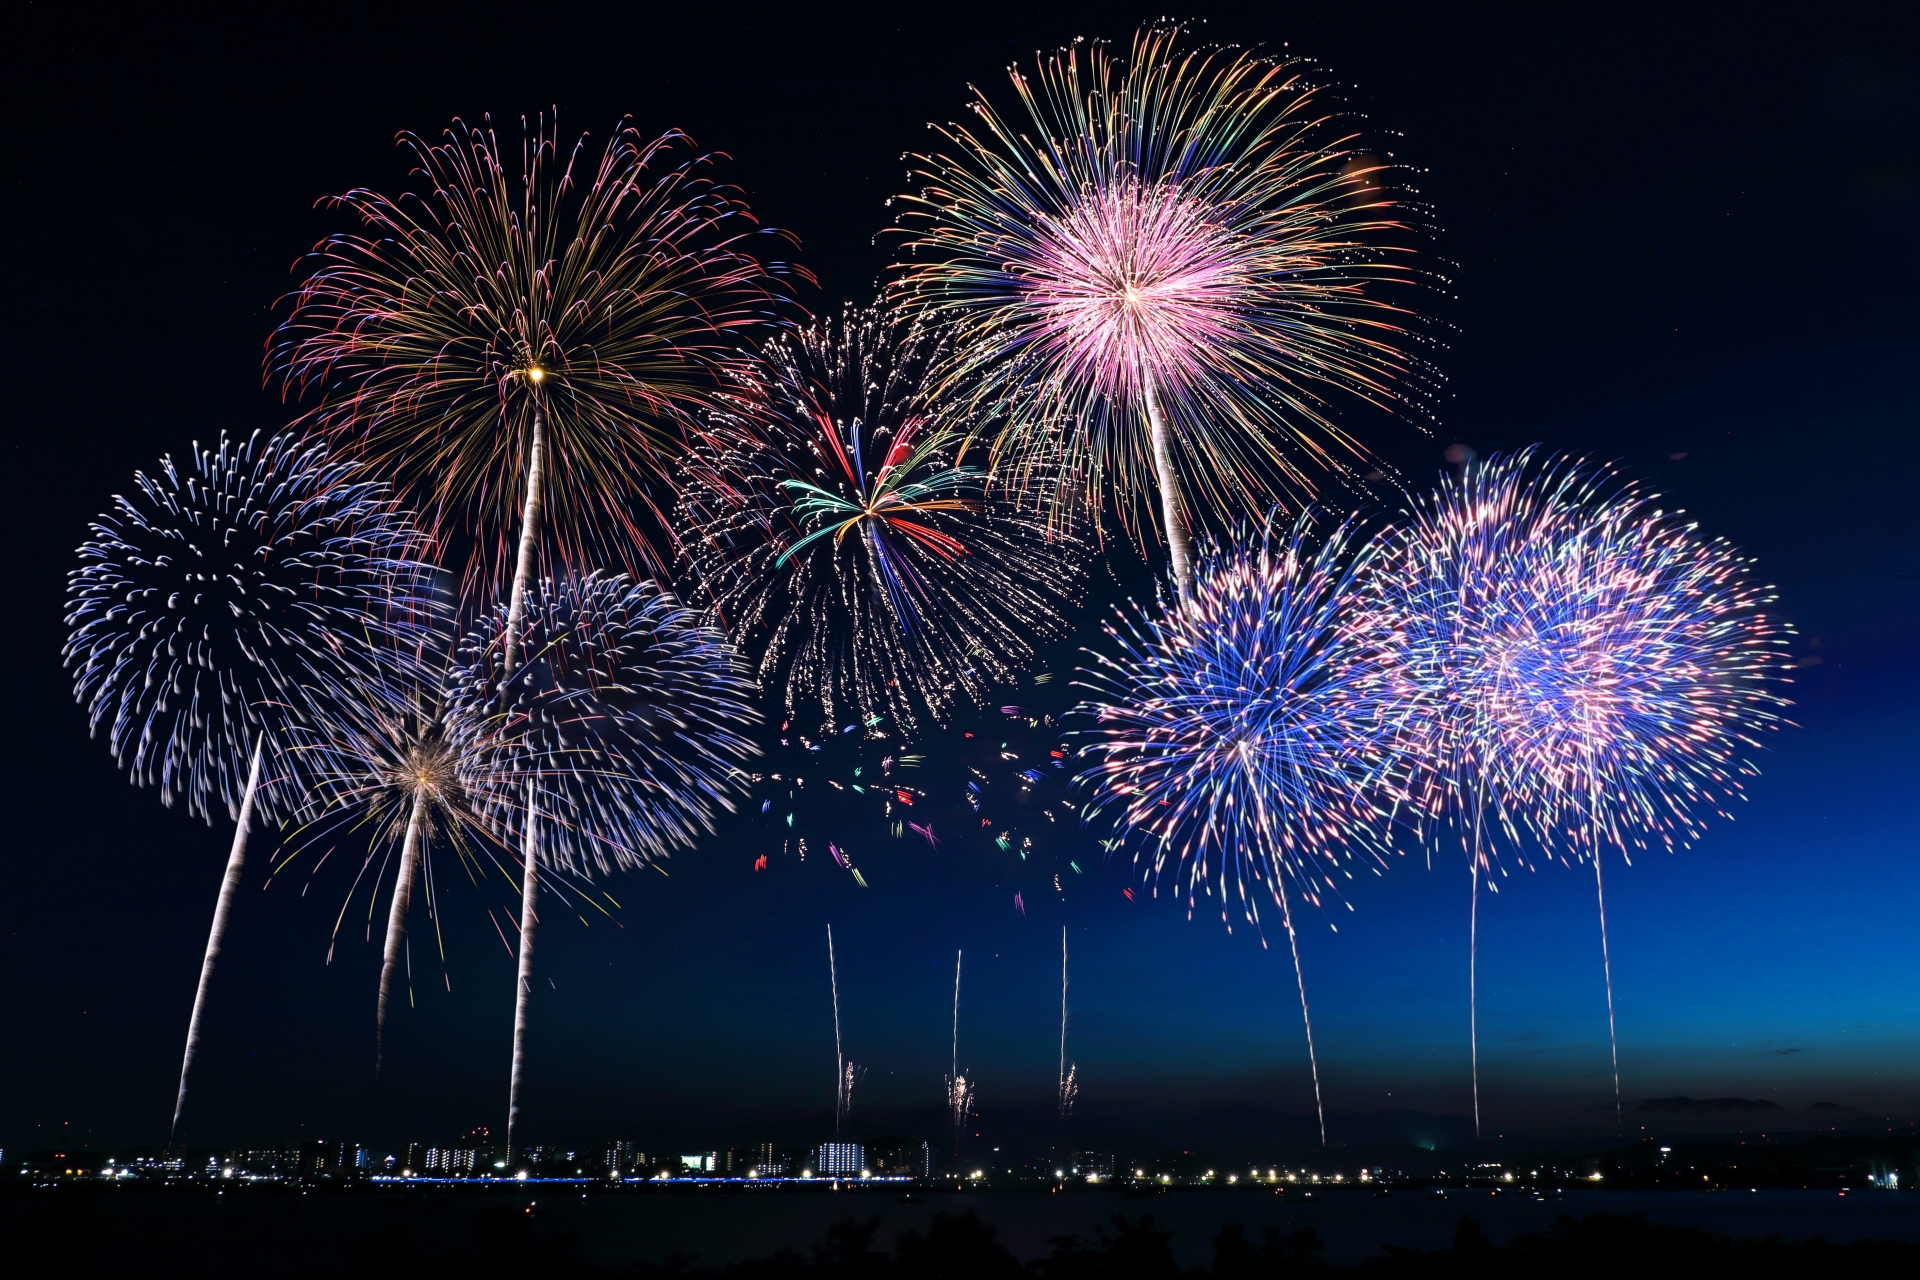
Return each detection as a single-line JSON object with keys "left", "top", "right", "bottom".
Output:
{"left": 4, "top": 0, "right": 1915, "bottom": 1156}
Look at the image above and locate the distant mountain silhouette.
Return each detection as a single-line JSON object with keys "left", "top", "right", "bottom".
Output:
{"left": 1632, "top": 1096, "right": 1781, "bottom": 1115}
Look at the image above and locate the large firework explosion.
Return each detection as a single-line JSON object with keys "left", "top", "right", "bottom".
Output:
{"left": 272, "top": 113, "right": 800, "bottom": 670}
{"left": 1357, "top": 449, "right": 1795, "bottom": 1131}
{"left": 1074, "top": 515, "right": 1406, "bottom": 1143}
{"left": 451, "top": 572, "right": 758, "bottom": 1148}
{"left": 63, "top": 430, "right": 436, "bottom": 1138}
{"left": 891, "top": 25, "right": 1433, "bottom": 591}
{"left": 675, "top": 304, "right": 1085, "bottom": 738}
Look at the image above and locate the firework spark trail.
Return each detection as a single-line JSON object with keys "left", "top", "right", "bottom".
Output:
{"left": 272, "top": 113, "right": 803, "bottom": 659}
{"left": 828, "top": 925, "right": 846, "bottom": 1136}
{"left": 63, "top": 431, "right": 436, "bottom": 1141}
{"left": 1356, "top": 449, "right": 1795, "bottom": 1132}
{"left": 1057, "top": 926, "right": 1076, "bottom": 1123}
{"left": 891, "top": 25, "right": 1435, "bottom": 592}
{"left": 508, "top": 780, "right": 539, "bottom": 1159}
{"left": 951, "top": 950, "right": 960, "bottom": 1083}
{"left": 675, "top": 304, "right": 1085, "bottom": 737}
{"left": 288, "top": 658, "right": 518, "bottom": 1072}
{"left": 947, "top": 948, "right": 975, "bottom": 1161}
{"left": 1074, "top": 514, "right": 1407, "bottom": 1144}
{"left": 449, "top": 571, "right": 758, "bottom": 1149}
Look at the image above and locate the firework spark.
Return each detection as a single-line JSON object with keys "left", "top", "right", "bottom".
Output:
{"left": 1075, "top": 514, "right": 1406, "bottom": 1143}
{"left": 451, "top": 572, "right": 759, "bottom": 1150}
{"left": 892, "top": 26, "right": 1432, "bottom": 590}
{"left": 675, "top": 304, "right": 1084, "bottom": 736}
{"left": 64, "top": 431, "right": 435, "bottom": 1140}
{"left": 1357, "top": 449, "right": 1794, "bottom": 1131}
{"left": 273, "top": 113, "right": 800, "bottom": 668}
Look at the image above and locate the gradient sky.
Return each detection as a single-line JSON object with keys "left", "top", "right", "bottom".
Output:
{"left": 4, "top": 1, "right": 1915, "bottom": 1156}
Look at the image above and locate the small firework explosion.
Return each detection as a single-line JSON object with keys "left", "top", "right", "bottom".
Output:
{"left": 892, "top": 26, "right": 1433, "bottom": 588}
{"left": 676, "top": 304, "right": 1084, "bottom": 737}
{"left": 289, "top": 671, "right": 515, "bottom": 1072}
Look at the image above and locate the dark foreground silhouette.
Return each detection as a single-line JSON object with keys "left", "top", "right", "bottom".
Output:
{"left": 13, "top": 1195, "right": 1920, "bottom": 1277}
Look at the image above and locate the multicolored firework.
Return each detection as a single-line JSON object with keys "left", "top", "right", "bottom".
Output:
{"left": 63, "top": 430, "right": 436, "bottom": 1140}
{"left": 272, "top": 113, "right": 799, "bottom": 667}
{"left": 675, "top": 304, "right": 1085, "bottom": 737}
{"left": 1074, "top": 515, "right": 1406, "bottom": 1144}
{"left": 451, "top": 572, "right": 758, "bottom": 1148}
{"left": 1357, "top": 449, "right": 1795, "bottom": 1130}
{"left": 891, "top": 26, "right": 1432, "bottom": 588}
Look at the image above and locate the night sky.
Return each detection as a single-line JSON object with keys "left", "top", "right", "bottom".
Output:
{"left": 5, "top": 1, "right": 1915, "bottom": 1157}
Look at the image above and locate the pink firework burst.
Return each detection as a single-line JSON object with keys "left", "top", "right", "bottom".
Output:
{"left": 891, "top": 25, "right": 1436, "bottom": 589}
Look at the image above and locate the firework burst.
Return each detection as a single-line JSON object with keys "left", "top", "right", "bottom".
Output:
{"left": 450, "top": 572, "right": 758, "bottom": 1147}
{"left": 1357, "top": 449, "right": 1794, "bottom": 1130}
{"left": 675, "top": 304, "right": 1084, "bottom": 737}
{"left": 273, "top": 113, "right": 800, "bottom": 669}
{"left": 892, "top": 26, "right": 1432, "bottom": 589}
{"left": 1074, "top": 514, "right": 1406, "bottom": 1143}
{"left": 64, "top": 430, "right": 435, "bottom": 1139}
{"left": 289, "top": 668, "right": 515, "bottom": 1072}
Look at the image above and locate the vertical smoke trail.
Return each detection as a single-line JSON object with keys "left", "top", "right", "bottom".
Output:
{"left": 951, "top": 949, "right": 960, "bottom": 1083}
{"left": 1057, "top": 927, "right": 1074, "bottom": 1121}
{"left": 829, "top": 924, "right": 844, "bottom": 1136}
{"left": 948, "top": 949, "right": 969, "bottom": 1164}
{"left": 1276, "top": 879, "right": 1327, "bottom": 1147}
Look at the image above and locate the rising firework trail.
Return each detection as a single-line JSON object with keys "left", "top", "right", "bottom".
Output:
{"left": 1057, "top": 926, "right": 1075, "bottom": 1122}
{"left": 1358, "top": 449, "right": 1794, "bottom": 1132}
{"left": 676, "top": 304, "right": 1084, "bottom": 736}
{"left": 947, "top": 949, "right": 975, "bottom": 1161}
{"left": 829, "top": 925, "right": 846, "bottom": 1136}
{"left": 274, "top": 113, "right": 800, "bottom": 669}
{"left": 892, "top": 26, "right": 1434, "bottom": 593}
{"left": 1075, "top": 514, "right": 1407, "bottom": 1144}
{"left": 64, "top": 431, "right": 436, "bottom": 1141}
{"left": 451, "top": 573, "right": 758, "bottom": 1152}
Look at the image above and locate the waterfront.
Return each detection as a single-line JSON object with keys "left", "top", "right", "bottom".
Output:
{"left": 6, "top": 1186, "right": 1920, "bottom": 1275}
